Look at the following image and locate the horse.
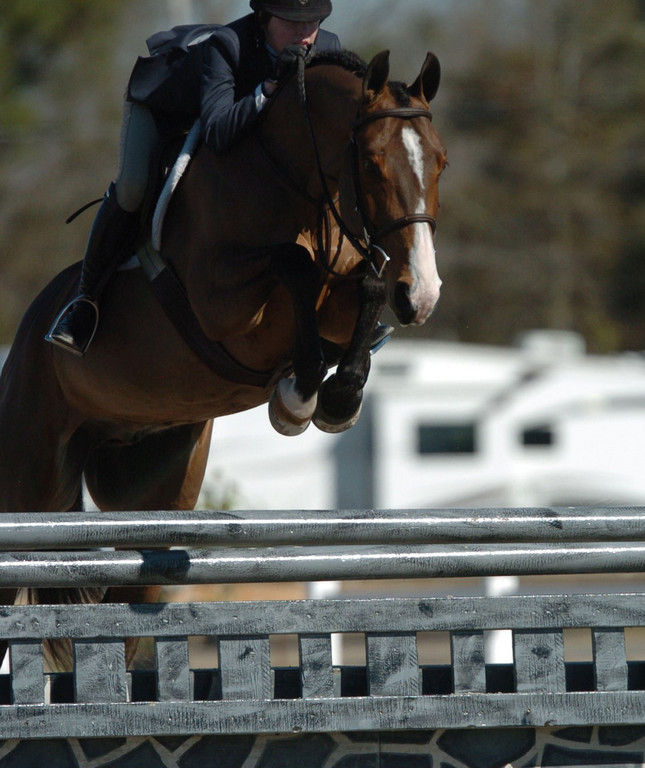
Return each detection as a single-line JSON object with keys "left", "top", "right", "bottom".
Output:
{"left": 0, "top": 49, "right": 446, "bottom": 669}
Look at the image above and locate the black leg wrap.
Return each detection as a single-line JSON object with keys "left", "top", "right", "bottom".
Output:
{"left": 270, "top": 243, "right": 327, "bottom": 401}
{"left": 313, "top": 272, "right": 385, "bottom": 434}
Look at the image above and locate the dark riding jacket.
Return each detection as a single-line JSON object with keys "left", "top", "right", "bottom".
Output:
{"left": 127, "top": 13, "right": 341, "bottom": 152}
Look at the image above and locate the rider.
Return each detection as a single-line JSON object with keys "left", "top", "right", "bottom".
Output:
{"left": 46, "top": 0, "right": 338, "bottom": 356}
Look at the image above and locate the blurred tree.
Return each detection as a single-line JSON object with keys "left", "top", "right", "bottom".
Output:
{"left": 0, "top": 0, "right": 128, "bottom": 340}
{"left": 430, "top": 0, "right": 645, "bottom": 351}
{"left": 0, "top": 1, "right": 126, "bottom": 144}
{"left": 0, "top": 0, "right": 642, "bottom": 353}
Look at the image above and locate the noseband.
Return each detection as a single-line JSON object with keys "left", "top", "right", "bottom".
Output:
{"left": 297, "top": 56, "right": 437, "bottom": 277}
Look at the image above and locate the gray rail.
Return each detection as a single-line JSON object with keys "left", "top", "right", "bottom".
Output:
{"left": 0, "top": 541, "right": 643, "bottom": 586}
{"left": 0, "top": 508, "right": 643, "bottom": 767}
{"left": 0, "top": 507, "right": 642, "bottom": 548}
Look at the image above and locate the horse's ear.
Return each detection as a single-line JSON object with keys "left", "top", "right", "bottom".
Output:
{"left": 363, "top": 50, "right": 390, "bottom": 101}
{"left": 408, "top": 52, "right": 441, "bottom": 104}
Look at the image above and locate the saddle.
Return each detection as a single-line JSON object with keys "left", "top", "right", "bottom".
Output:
{"left": 144, "top": 121, "right": 201, "bottom": 254}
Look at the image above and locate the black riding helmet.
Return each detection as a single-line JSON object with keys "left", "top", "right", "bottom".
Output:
{"left": 250, "top": 0, "right": 332, "bottom": 22}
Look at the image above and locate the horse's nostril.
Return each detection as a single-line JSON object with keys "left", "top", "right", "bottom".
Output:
{"left": 394, "top": 282, "right": 415, "bottom": 325}
{"left": 395, "top": 281, "right": 410, "bottom": 306}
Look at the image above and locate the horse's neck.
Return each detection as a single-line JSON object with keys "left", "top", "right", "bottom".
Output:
{"left": 263, "top": 67, "right": 361, "bottom": 197}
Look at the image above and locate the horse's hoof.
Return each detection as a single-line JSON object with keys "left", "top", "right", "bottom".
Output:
{"left": 313, "top": 400, "right": 362, "bottom": 434}
{"left": 268, "top": 378, "right": 317, "bottom": 437}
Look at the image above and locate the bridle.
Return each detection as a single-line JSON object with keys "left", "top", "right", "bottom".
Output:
{"left": 347, "top": 109, "right": 437, "bottom": 276}
{"left": 295, "top": 53, "right": 438, "bottom": 277}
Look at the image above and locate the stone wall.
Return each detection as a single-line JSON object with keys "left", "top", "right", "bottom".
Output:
{"left": 2, "top": 728, "right": 645, "bottom": 767}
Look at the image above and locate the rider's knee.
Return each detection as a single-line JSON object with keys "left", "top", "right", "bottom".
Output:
{"left": 114, "top": 175, "right": 147, "bottom": 213}
{"left": 115, "top": 102, "right": 159, "bottom": 212}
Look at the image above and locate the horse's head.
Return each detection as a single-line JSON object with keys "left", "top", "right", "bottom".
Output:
{"left": 341, "top": 51, "right": 446, "bottom": 326}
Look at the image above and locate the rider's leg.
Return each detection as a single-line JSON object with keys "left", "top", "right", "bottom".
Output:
{"left": 46, "top": 103, "right": 159, "bottom": 356}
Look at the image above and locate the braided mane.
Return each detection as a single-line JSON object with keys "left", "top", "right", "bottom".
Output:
{"left": 275, "top": 48, "right": 367, "bottom": 86}
{"left": 276, "top": 49, "right": 412, "bottom": 108}
{"left": 308, "top": 49, "right": 367, "bottom": 77}
{"left": 310, "top": 50, "right": 412, "bottom": 107}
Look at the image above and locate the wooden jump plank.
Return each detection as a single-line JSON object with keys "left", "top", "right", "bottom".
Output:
{"left": 218, "top": 636, "right": 271, "bottom": 700}
{"left": 366, "top": 633, "right": 420, "bottom": 695}
{"left": 451, "top": 631, "right": 486, "bottom": 692}
{"left": 156, "top": 637, "right": 191, "bottom": 701}
{"left": 514, "top": 630, "right": 566, "bottom": 693}
{"left": 0, "top": 692, "right": 643, "bottom": 739}
{"left": 593, "top": 628, "right": 628, "bottom": 691}
{"left": 74, "top": 640, "right": 127, "bottom": 703}
{"left": 0, "top": 594, "right": 641, "bottom": 640}
{"left": 10, "top": 640, "right": 44, "bottom": 705}
{"left": 299, "top": 634, "right": 335, "bottom": 699}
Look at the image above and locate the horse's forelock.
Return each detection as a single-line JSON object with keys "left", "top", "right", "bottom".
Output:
{"left": 388, "top": 81, "right": 412, "bottom": 107}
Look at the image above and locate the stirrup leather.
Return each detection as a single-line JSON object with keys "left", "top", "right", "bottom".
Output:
{"left": 45, "top": 296, "right": 100, "bottom": 357}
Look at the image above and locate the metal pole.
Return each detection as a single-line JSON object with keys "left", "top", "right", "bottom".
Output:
{"left": 0, "top": 508, "right": 642, "bottom": 549}
{"left": 0, "top": 541, "right": 642, "bottom": 587}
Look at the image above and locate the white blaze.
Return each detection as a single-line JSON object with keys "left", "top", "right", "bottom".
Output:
{"left": 401, "top": 126, "right": 441, "bottom": 322}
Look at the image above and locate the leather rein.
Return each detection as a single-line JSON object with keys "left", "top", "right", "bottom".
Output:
{"left": 293, "top": 53, "right": 437, "bottom": 278}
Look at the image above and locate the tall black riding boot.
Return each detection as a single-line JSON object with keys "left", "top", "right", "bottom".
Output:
{"left": 45, "top": 183, "right": 139, "bottom": 356}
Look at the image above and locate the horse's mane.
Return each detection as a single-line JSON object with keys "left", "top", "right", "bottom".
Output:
{"left": 275, "top": 48, "right": 411, "bottom": 107}
{"left": 308, "top": 48, "right": 368, "bottom": 77}
{"left": 275, "top": 48, "right": 367, "bottom": 86}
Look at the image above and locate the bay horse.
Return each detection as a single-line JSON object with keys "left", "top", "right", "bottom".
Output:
{"left": 0, "top": 49, "right": 446, "bottom": 669}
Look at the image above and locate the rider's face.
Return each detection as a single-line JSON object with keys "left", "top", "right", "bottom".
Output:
{"left": 265, "top": 16, "right": 321, "bottom": 54}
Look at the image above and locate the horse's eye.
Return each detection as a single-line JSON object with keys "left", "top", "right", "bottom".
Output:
{"left": 363, "top": 157, "right": 382, "bottom": 178}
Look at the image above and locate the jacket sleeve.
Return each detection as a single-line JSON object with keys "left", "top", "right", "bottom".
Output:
{"left": 323, "top": 31, "right": 342, "bottom": 52}
{"left": 199, "top": 31, "right": 265, "bottom": 154}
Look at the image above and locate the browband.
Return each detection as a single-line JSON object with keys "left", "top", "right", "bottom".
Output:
{"left": 354, "top": 107, "right": 433, "bottom": 131}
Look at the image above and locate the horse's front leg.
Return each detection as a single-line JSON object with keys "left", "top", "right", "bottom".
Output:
{"left": 314, "top": 270, "right": 386, "bottom": 433}
{"left": 268, "top": 244, "right": 327, "bottom": 436}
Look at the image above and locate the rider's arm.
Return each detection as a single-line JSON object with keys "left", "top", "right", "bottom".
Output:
{"left": 199, "top": 33, "right": 269, "bottom": 154}
{"left": 199, "top": 27, "right": 341, "bottom": 154}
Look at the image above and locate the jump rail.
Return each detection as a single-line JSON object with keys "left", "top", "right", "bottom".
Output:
{"left": 0, "top": 507, "right": 643, "bottom": 768}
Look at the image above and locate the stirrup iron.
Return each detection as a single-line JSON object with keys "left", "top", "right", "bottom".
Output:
{"left": 45, "top": 296, "right": 99, "bottom": 357}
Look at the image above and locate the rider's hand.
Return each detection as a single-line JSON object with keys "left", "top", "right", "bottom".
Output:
{"left": 262, "top": 79, "right": 277, "bottom": 97}
{"left": 274, "top": 44, "right": 316, "bottom": 80}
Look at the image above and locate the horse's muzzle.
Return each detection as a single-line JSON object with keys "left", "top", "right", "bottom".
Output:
{"left": 393, "top": 280, "right": 440, "bottom": 326}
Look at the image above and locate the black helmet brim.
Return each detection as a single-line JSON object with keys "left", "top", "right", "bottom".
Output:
{"left": 251, "top": 0, "right": 332, "bottom": 22}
